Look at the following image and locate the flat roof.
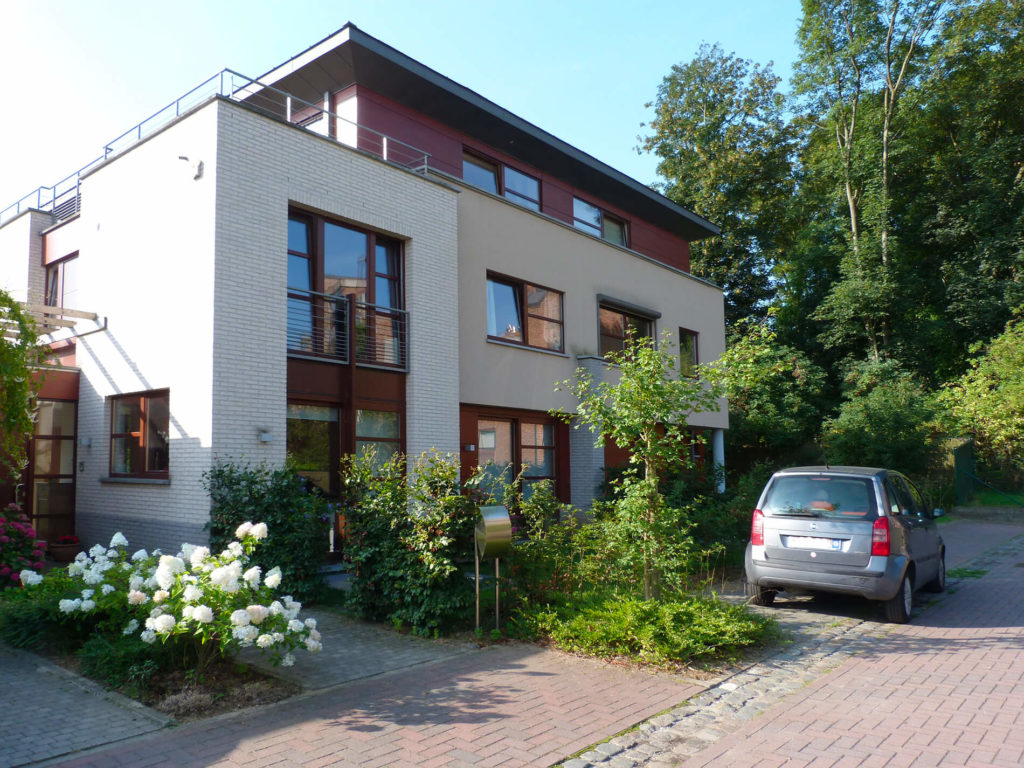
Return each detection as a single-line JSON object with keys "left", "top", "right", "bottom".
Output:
{"left": 257, "top": 24, "right": 720, "bottom": 242}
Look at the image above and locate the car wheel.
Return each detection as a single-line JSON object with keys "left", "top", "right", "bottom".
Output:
{"left": 924, "top": 551, "right": 946, "bottom": 593}
{"left": 884, "top": 573, "right": 913, "bottom": 623}
{"left": 747, "top": 581, "right": 776, "bottom": 607}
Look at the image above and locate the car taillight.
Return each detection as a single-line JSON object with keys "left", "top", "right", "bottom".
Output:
{"left": 751, "top": 509, "right": 765, "bottom": 546}
{"left": 871, "top": 516, "right": 890, "bottom": 556}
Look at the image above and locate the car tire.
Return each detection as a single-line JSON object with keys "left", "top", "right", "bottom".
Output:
{"left": 923, "top": 551, "right": 946, "bottom": 593}
{"left": 884, "top": 573, "right": 913, "bottom": 623}
{"left": 747, "top": 581, "right": 776, "bottom": 607}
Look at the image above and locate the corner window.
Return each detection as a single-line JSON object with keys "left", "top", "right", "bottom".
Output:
{"left": 462, "top": 151, "right": 541, "bottom": 212}
{"left": 599, "top": 305, "right": 652, "bottom": 357}
{"left": 486, "top": 274, "right": 564, "bottom": 352}
{"left": 679, "top": 328, "right": 699, "bottom": 377}
{"left": 109, "top": 390, "right": 169, "bottom": 477}
{"left": 573, "top": 198, "right": 628, "bottom": 246}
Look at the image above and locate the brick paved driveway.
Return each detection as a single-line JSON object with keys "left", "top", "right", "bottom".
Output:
{"left": 681, "top": 524, "right": 1024, "bottom": 767}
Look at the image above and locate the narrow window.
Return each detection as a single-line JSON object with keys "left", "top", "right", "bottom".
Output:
{"left": 462, "top": 153, "right": 499, "bottom": 194}
{"left": 355, "top": 409, "right": 401, "bottom": 472}
{"left": 679, "top": 328, "right": 699, "bottom": 377}
{"left": 109, "top": 390, "right": 169, "bottom": 477}
{"left": 503, "top": 167, "right": 540, "bottom": 211}
{"left": 286, "top": 404, "right": 339, "bottom": 495}
{"left": 573, "top": 197, "right": 628, "bottom": 246}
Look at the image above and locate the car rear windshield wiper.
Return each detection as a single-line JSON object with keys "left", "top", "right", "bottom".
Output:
{"left": 770, "top": 508, "right": 820, "bottom": 517}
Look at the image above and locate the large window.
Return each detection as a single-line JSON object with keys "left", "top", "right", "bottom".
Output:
{"left": 287, "top": 212, "right": 404, "bottom": 362}
{"left": 286, "top": 404, "right": 339, "bottom": 495}
{"left": 477, "top": 416, "right": 557, "bottom": 497}
{"left": 679, "top": 328, "right": 699, "bottom": 377}
{"left": 31, "top": 400, "right": 76, "bottom": 541}
{"left": 462, "top": 152, "right": 541, "bottom": 212}
{"left": 356, "top": 409, "right": 401, "bottom": 472}
{"left": 486, "top": 274, "right": 564, "bottom": 352}
{"left": 599, "top": 305, "right": 652, "bottom": 357}
{"left": 109, "top": 390, "right": 169, "bottom": 477}
{"left": 573, "top": 197, "right": 628, "bottom": 246}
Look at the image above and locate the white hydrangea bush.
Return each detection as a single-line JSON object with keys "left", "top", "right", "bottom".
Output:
{"left": 23, "top": 523, "right": 322, "bottom": 672}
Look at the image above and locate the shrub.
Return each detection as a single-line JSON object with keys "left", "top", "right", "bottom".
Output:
{"left": 0, "top": 503, "right": 46, "bottom": 588}
{"left": 204, "top": 463, "right": 329, "bottom": 601}
{"left": 511, "top": 592, "right": 775, "bottom": 665}
{"left": 19, "top": 525, "right": 323, "bottom": 677}
{"left": 77, "top": 634, "right": 170, "bottom": 693}
{"left": 341, "top": 451, "right": 479, "bottom": 635}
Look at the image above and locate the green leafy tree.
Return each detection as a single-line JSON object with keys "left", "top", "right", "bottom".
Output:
{"left": 641, "top": 44, "right": 796, "bottom": 326}
{"left": 558, "top": 332, "right": 722, "bottom": 600}
{"left": 706, "top": 319, "right": 826, "bottom": 469}
{"left": 941, "top": 313, "right": 1024, "bottom": 470}
{"left": 0, "top": 290, "right": 44, "bottom": 482}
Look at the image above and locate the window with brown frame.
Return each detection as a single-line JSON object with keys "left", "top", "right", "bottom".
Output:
{"left": 476, "top": 416, "right": 558, "bottom": 498}
{"left": 573, "top": 197, "right": 628, "bottom": 246}
{"left": 109, "top": 390, "right": 169, "bottom": 477}
{"left": 486, "top": 274, "right": 564, "bottom": 352}
{"left": 462, "top": 151, "right": 541, "bottom": 211}
{"left": 599, "top": 305, "right": 652, "bottom": 357}
{"left": 679, "top": 328, "right": 699, "bottom": 377}
{"left": 44, "top": 254, "right": 79, "bottom": 309}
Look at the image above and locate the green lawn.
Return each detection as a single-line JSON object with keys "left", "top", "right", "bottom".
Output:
{"left": 968, "top": 488, "right": 1024, "bottom": 507}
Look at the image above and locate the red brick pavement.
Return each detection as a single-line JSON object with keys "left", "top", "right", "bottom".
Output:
{"left": 50, "top": 642, "right": 702, "bottom": 768}
{"left": 681, "top": 525, "right": 1024, "bottom": 767}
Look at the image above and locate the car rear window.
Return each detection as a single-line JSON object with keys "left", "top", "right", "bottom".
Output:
{"left": 762, "top": 475, "right": 878, "bottom": 519}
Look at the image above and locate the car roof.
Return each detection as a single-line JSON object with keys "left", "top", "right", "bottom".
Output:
{"left": 774, "top": 466, "right": 889, "bottom": 479}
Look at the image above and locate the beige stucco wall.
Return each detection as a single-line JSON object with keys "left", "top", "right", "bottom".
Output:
{"left": 456, "top": 186, "right": 728, "bottom": 429}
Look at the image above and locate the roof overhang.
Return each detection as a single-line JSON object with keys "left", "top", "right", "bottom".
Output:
{"left": 256, "top": 24, "right": 720, "bottom": 242}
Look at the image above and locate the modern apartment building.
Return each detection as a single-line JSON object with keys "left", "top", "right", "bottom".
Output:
{"left": 0, "top": 24, "right": 728, "bottom": 552}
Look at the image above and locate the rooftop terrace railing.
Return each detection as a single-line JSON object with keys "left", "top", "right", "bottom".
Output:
{"left": 0, "top": 69, "right": 432, "bottom": 227}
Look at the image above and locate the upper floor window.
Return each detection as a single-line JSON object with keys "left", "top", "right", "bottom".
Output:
{"left": 486, "top": 274, "right": 564, "bottom": 352}
{"left": 462, "top": 152, "right": 540, "bottom": 212}
{"left": 679, "top": 328, "right": 699, "bottom": 377}
{"left": 573, "top": 198, "right": 628, "bottom": 247}
{"left": 45, "top": 254, "right": 79, "bottom": 309}
{"left": 599, "top": 305, "right": 652, "bottom": 357}
{"left": 109, "top": 389, "right": 169, "bottom": 478}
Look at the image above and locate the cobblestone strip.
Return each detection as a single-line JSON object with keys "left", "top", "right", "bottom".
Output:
{"left": 557, "top": 532, "right": 1024, "bottom": 768}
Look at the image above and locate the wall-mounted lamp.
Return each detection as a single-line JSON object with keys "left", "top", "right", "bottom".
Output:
{"left": 463, "top": 444, "right": 476, "bottom": 453}
{"left": 258, "top": 432, "right": 274, "bottom": 443}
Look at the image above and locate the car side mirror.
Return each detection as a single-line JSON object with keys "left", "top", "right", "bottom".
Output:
{"left": 932, "top": 508, "right": 945, "bottom": 519}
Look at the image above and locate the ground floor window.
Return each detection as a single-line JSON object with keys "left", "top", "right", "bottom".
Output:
{"left": 355, "top": 409, "right": 401, "bottom": 471}
{"left": 286, "top": 404, "right": 339, "bottom": 495}
{"left": 472, "top": 411, "right": 563, "bottom": 500}
{"left": 31, "top": 399, "right": 77, "bottom": 540}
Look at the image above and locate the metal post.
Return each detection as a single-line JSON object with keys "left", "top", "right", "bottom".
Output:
{"left": 494, "top": 558, "right": 500, "bottom": 631}
{"left": 474, "top": 546, "right": 481, "bottom": 631}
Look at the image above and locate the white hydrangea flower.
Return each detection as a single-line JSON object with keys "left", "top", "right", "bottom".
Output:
{"left": 308, "top": 629, "right": 321, "bottom": 643}
{"left": 140, "top": 629, "right": 157, "bottom": 644}
{"left": 106, "top": 549, "right": 118, "bottom": 559}
{"left": 74, "top": 552, "right": 89, "bottom": 563}
{"left": 82, "top": 569, "right": 104, "bottom": 585}
{"left": 131, "top": 549, "right": 149, "bottom": 562}
{"left": 101, "top": 583, "right": 115, "bottom": 595}
{"left": 268, "top": 600, "right": 284, "bottom": 617}
{"left": 81, "top": 589, "right": 95, "bottom": 600}
{"left": 153, "top": 590, "right": 169, "bottom": 603}
{"left": 230, "top": 609, "right": 251, "bottom": 627}
{"left": 59, "top": 599, "right": 81, "bottom": 613}
{"left": 153, "top": 614, "right": 176, "bottom": 633}
{"left": 281, "top": 653, "right": 295, "bottom": 667}
{"left": 256, "top": 634, "right": 274, "bottom": 648}
{"left": 304, "top": 638, "right": 323, "bottom": 653}
{"left": 149, "top": 606, "right": 164, "bottom": 618}
{"left": 250, "top": 522, "right": 268, "bottom": 540}
{"left": 183, "top": 584, "right": 203, "bottom": 603}
{"left": 80, "top": 599, "right": 96, "bottom": 612}
{"left": 182, "top": 605, "right": 195, "bottom": 620}
{"left": 232, "top": 625, "right": 259, "bottom": 646}
{"left": 264, "top": 566, "right": 283, "bottom": 589}
{"left": 19, "top": 570, "right": 43, "bottom": 586}
{"left": 272, "top": 632, "right": 285, "bottom": 643}
{"left": 304, "top": 618, "right": 317, "bottom": 630}
{"left": 128, "top": 574, "right": 144, "bottom": 591}
{"left": 228, "top": 541, "right": 244, "bottom": 557}
{"left": 109, "top": 532, "right": 129, "bottom": 548}
{"left": 247, "top": 604, "right": 269, "bottom": 625}
{"left": 127, "top": 590, "right": 149, "bottom": 606}
{"left": 235, "top": 522, "right": 253, "bottom": 539}
{"left": 193, "top": 605, "right": 214, "bottom": 623}
{"left": 88, "top": 544, "right": 107, "bottom": 558}
{"left": 243, "top": 566, "right": 261, "bottom": 587}
{"left": 188, "top": 546, "right": 210, "bottom": 569}
{"left": 123, "top": 619, "right": 139, "bottom": 636}
{"left": 288, "top": 619, "right": 305, "bottom": 633}
{"left": 67, "top": 561, "right": 85, "bottom": 577}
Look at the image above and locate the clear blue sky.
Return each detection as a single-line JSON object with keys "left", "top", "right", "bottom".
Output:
{"left": 0, "top": 0, "right": 802, "bottom": 211}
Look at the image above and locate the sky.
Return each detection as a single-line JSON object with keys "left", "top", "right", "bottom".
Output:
{"left": 0, "top": 0, "right": 803, "bottom": 212}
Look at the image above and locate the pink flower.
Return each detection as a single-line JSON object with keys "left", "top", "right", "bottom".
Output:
{"left": 31, "top": 550, "right": 43, "bottom": 558}
{"left": 10, "top": 572, "right": 20, "bottom": 582}
{"left": 32, "top": 562, "right": 44, "bottom": 570}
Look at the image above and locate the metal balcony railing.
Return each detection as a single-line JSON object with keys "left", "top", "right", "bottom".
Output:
{"left": 1, "top": 69, "right": 432, "bottom": 227}
{"left": 287, "top": 289, "right": 408, "bottom": 371}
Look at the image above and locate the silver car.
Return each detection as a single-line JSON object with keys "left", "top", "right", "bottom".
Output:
{"left": 744, "top": 466, "right": 945, "bottom": 623}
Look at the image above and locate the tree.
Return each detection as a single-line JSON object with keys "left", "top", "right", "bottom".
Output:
{"left": 641, "top": 44, "right": 795, "bottom": 327}
{"left": 941, "top": 313, "right": 1024, "bottom": 470}
{"left": 0, "top": 290, "right": 44, "bottom": 482}
{"left": 558, "top": 332, "right": 722, "bottom": 600}
{"left": 706, "top": 319, "right": 826, "bottom": 471}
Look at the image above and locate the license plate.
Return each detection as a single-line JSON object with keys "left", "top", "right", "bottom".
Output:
{"left": 786, "top": 536, "right": 843, "bottom": 550}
